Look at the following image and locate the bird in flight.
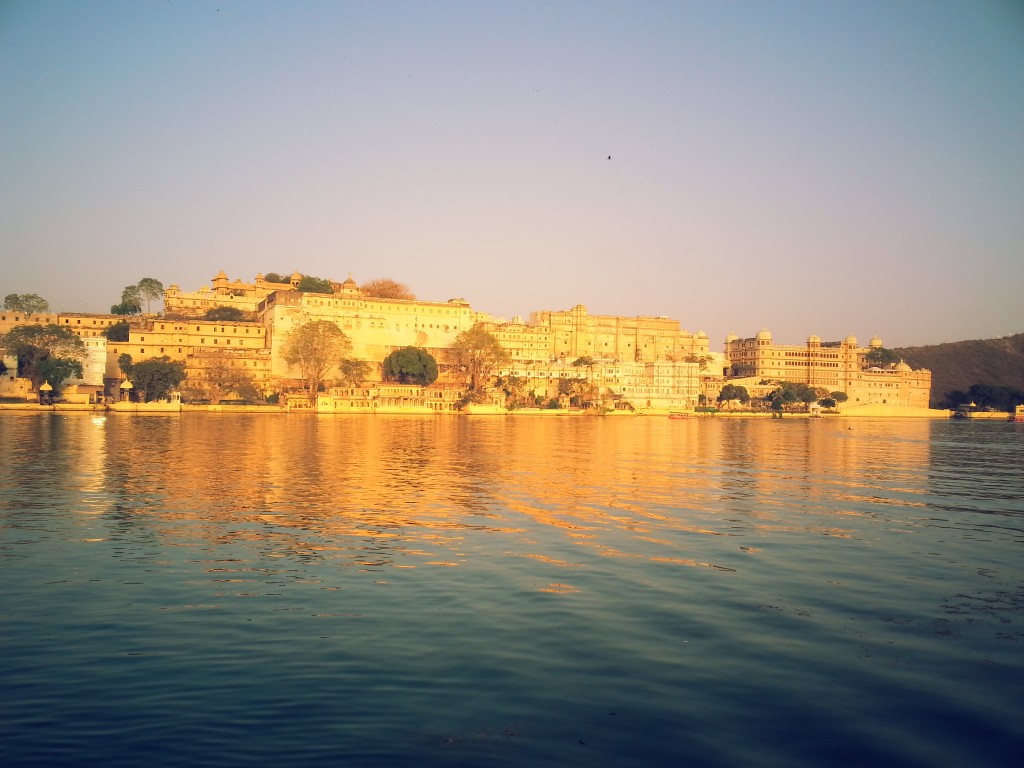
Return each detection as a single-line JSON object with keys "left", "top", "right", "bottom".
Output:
{"left": 607, "top": 155, "right": 611, "bottom": 160}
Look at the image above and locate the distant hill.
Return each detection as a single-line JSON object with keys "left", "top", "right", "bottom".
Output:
{"left": 894, "top": 333, "right": 1024, "bottom": 407}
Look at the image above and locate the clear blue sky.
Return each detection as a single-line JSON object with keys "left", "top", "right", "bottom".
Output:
{"left": 2, "top": 0, "right": 1022, "bottom": 348}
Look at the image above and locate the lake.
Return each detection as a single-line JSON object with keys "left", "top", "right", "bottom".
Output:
{"left": 1, "top": 413, "right": 1022, "bottom": 767}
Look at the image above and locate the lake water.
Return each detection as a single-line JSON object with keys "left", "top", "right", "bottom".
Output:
{"left": 1, "top": 413, "right": 1022, "bottom": 767}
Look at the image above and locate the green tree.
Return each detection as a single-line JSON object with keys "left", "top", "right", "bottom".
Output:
{"left": 863, "top": 347, "right": 899, "bottom": 368}
{"left": 717, "top": 384, "right": 750, "bottom": 408}
{"left": 103, "top": 320, "right": 131, "bottom": 342}
{"left": 129, "top": 356, "right": 186, "bottom": 402}
{"left": 0, "top": 324, "right": 86, "bottom": 390}
{"left": 558, "top": 377, "right": 598, "bottom": 408}
{"left": 684, "top": 353, "right": 715, "bottom": 372}
{"left": 264, "top": 272, "right": 286, "bottom": 283}
{"left": 137, "top": 277, "right": 164, "bottom": 313}
{"left": 382, "top": 346, "right": 438, "bottom": 385}
{"left": 361, "top": 278, "right": 415, "bottom": 300}
{"left": 118, "top": 353, "right": 134, "bottom": 376}
{"left": 966, "top": 383, "right": 1024, "bottom": 412}
{"left": 35, "top": 357, "right": 84, "bottom": 393}
{"left": 181, "top": 353, "right": 262, "bottom": 404}
{"left": 830, "top": 391, "right": 849, "bottom": 403}
{"left": 111, "top": 284, "right": 143, "bottom": 315}
{"left": 497, "top": 375, "right": 531, "bottom": 409}
{"left": 448, "top": 324, "right": 509, "bottom": 393}
{"left": 282, "top": 320, "right": 352, "bottom": 400}
{"left": 764, "top": 382, "right": 818, "bottom": 412}
{"left": 338, "top": 358, "right": 372, "bottom": 387}
{"left": 296, "top": 275, "right": 334, "bottom": 294}
{"left": 820, "top": 397, "right": 837, "bottom": 409}
{"left": 203, "top": 306, "right": 248, "bottom": 322}
{"left": 3, "top": 293, "right": 49, "bottom": 314}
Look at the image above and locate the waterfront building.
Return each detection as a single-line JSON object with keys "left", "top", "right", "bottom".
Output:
{"left": 526, "top": 304, "right": 711, "bottom": 362}
{"left": 257, "top": 277, "right": 481, "bottom": 388}
{"left": 723, "top": 329, "right": 931, "bottom": 408}
{"left": 104, "top": 316, "right": 272, "bottom": 397}
{"left": 497, "top": 357, "right": 703, "bottom": 411}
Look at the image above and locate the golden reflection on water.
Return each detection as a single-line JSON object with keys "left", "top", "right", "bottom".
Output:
{"left": 24, "top": 413, "right": 934, "bottom": 586}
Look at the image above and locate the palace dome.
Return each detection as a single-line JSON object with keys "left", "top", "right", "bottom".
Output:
{"left": 755, "top": 328, "right": 772, "bottom": 341}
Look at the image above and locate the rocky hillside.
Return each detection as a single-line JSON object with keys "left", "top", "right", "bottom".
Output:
{"left": 895, "top": 333, "right": 1024, "bottom": 407}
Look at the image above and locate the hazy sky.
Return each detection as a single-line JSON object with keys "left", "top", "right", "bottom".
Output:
{"left": 2, "top": 1, "right": 1022, "bottom": 348}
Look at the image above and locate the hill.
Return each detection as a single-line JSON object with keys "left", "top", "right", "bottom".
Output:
{"left": 895, "top": 333, "right": 1024, "bottom": 408}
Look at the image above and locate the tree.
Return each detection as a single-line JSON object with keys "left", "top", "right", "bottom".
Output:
{"left": 3, "top": 293, "right": 49, "bottom": 314}
{"left": 559, "top": 377, "right": 598, "bottom": 408}
{"left": 448, "top": 325, "right": 509, "bottom": 394}
{"left": 264, "top": 272, "right": 287, "bottom": 284}
{"left": 137, "top": 277, "right": 164, "bottom": 313}
{"left": 103, "top": 320, "right": 131, "bottom": 342}
{"left": 966, "top": 383, "right": 1024, "bottom": 412}
{"left": 684, "top": 353, "right": 715, "bottom": 372}
{"left": 497, "top": 375, "right": 531, "bottom": 409}
{"left": 204, "top": 306, "right": 248, "bottom": 322}
{"left": 382, "top": 347, "right": 438, "bottom": 385}
{"left": 0, "top": 324, "right": 86, "bottom": 390}
{"left": 819, "top": 397, "right": 837, "bottom": 409}
{"left": 338, "top": 358, "right": 372, "bottom": 387}
{"left": 128, "top": 356, "right": 186, "bottom": 402}
{"left": 863, "top": 347, "right": 899, "bottom": 368}
{"left": 118, "top": 353, "right": 134, "bottom": 376}
{"left": 361, "top": 278, "right": 415, "bottom": 300}
{"left": 296, "top": 275, "right": 334, "bottom": 294}
{"left": 111, "top": 284, "right": 143, "bottom": 315}
{"left": 764, "top": 382, "right": 817, "bottom": 412}
{"left": 181, "top": 353, "right": 262, "bottom": 404}
{"left": 282, "top": 320, "right": 352, "bottom": 400}
{"left": 830, "top": 391, "right": 849, "bottom": 403}
{"left": 717, "top": 384, "right": 750, "bottom": 409}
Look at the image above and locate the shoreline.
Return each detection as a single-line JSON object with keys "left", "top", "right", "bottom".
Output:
{"left": 0, "top": 402, "right": 961, "bottom": 418}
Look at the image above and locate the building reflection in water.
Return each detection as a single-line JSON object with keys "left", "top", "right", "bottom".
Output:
{"left": 23, "top": 414, "right": 933, "bottom": 588}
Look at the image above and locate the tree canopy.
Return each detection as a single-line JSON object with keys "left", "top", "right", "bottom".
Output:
{"left": 180, "top": 353, "right": 262, "bottom": 404}
{"left": 717, "top": 384, "right": 750, "bottom": 407}
{"left": 137, "top": 278, "right": 164, "bottom": 313}
{"left": 103, "top": 320, "right": 131, "bottom": 342}
{"left": 763, "top": 381, "right": 819, "bottom": 411}
{"left": 863, "top": 347, "right": 900, "bottom": 369}
{"left": 0, "top": 324, "right": 86, "bottom": 390}
{"left": 361, "top": 278, "right": 415, "bottom": 300}
{"left": 282, "top": 320, "right": 352, "bottom": 400}
{"left": 203, "top": 306, "right": 248, "bottom": 322}
{"left": 128, "top": 356, "right": 186, "bottom": 402}
{"left": 338, "top": 359, "right": 372, "bottom": 387}
{"left": 685, "top": 353, "right": 716, "bottom": 372}
{"left": 447, "top": 325, "right": 509, "bottom": 393}
{"left": 3, "top": 293, "right": 49, "bottom": 314}
{"left": 111, "top": 284, "right": 143, "bottom": 315}
{"left": 382, "top": 347, "right": 438, "bottom": 385}
{"left": 940, "top": 383, "right": 1024, "bottom": 412}
{"left": 296, "top": 275, "right": 334, "bottom": 294}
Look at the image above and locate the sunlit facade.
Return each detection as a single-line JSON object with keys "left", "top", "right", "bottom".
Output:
{"left": 724, "top": 329, "right": 931, "bottom": 407}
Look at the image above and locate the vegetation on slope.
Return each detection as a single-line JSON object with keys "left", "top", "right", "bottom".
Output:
{"left": 895, "top": 333, "right": 1024, "bottom": 408}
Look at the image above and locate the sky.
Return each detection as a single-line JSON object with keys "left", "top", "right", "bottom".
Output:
{"left": 2, "top": 1, "right": 1022, "bottom": 348}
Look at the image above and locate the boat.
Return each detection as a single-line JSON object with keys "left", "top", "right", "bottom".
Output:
{"left": 1013, "top": 405, "right": 1024, "bottom": 423}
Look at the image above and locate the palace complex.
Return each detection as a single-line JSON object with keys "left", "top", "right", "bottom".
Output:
{"left": 1, "top": 271, "right": 931, "bottom": 411}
